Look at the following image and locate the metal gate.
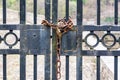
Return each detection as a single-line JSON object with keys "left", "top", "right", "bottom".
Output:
{"left": 0, "top": 0, "right": 120, "bottom": 80}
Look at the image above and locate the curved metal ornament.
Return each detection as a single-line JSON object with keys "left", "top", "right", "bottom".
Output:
{"left": 4, "top": 32, "right": 19, "bottom": 48}
{"left": 84, "top": 32, "right": 99, "bottom": 48}
{"left": 101, "top": 33, "right": 116, "bottom": 48}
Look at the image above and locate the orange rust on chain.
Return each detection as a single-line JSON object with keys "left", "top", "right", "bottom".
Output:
{"left": 56, "top": 36, "right": 61, "bottom": 79}
{"left": 41, "top": 17, "right": 74, "bottom": 80}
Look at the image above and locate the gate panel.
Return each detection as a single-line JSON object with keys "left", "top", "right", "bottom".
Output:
{"left": 20, "top": 25, "right": 50, "bottom": 80}
{"left": 0, "top": 24, "right": 50, "bottom": 80}
{"left": 1, "top": 0, "right": 120, "bottom": 80}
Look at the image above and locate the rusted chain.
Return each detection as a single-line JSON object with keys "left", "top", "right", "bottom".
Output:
{"left": 56, "top": 36, "right": 61, "bottom": 80}
{"left": 41, "top": 17, "right": 74, "bottom": 80}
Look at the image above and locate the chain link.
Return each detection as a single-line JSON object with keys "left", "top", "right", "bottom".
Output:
{"left": 41, "top": 18, "right": 74, "bottom": 80}
{"left": 56, "top": 36, "right": 61, "bottom": 80}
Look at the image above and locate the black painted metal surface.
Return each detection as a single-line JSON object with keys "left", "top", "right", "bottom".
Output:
{"left": 1, "top": 0, "right": 120, "bottom": 80}
{"left": 52, "top": 0, "right": 58, "bottom": 79}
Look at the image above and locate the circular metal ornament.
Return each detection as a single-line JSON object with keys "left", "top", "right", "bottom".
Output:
{"left": 84, "top": 33, "right": 99, "bottom": 48}
{"left": 101, "top": 33, "right": 116, "bottom": 48}
{"left": 4, "top": 32, "right": 18, "bottom": 47}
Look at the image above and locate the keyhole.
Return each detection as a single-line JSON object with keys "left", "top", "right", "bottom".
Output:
{"left": 33, "top": 33, "right": 37, "bottom": 38}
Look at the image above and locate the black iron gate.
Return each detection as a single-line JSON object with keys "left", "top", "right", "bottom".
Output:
{"left": 0, "top": 0, "right": 120, "bottom": 80}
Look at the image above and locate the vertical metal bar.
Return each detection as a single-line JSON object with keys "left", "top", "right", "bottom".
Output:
{"left": 97, "top": 0, "right": 100, "bottom": 25}
{"left": 76, "top": 0, "right": 82, "bottom": 80}
{"left": 20, "top": 53, "right": 26, "bottom": 80}
{"left": 34, "top": 0, "right": 37, "bottom": 24}
{"left": 45, "top": 53, "right": 50, "bottom": 80}
{"left": 97, "top": 57, "right": 100, "bottom": 80}
{"left": 3, "top": 55, "right": 6, "bottom": 80}
{"left": 3, "top": 0, "right": 6, "bottom": 23}
{"left": 45, "top": 0, "right": 50, "bottom": 21}
{"left": 114, "top": 0, "right": 118, "bottom": 80}
{"left": 34, "top": 55, "right": 37, "bottom": 80}
{"left": 66, "top": 56, "right": 69, "bottom": 80}
{"left": 3, "top": 0, "right": 7, "bottom": 80}
{"left": 20, "top": 0, "right": 26, "bottom": 24}
{"left": 114, "top": 56, "right": 118, "bottom": 80}
{"left": 66, "top": 0, "right": 69, "bottom": 20}
{"left": 114, "top": 0, "right": 118, "bottom": 25}
{"left": 52, "top": 0, "right": 58, "bottom": 23}
{"left": 45, "top": 0, "right": 51, "bottom": 80}
{"left": 65, "top": 0, "right": 69, "bottom": 80}
{"left": 33, "top": 0, "right": 37, "bottom": 80}
{"left": 20, "top": 0, "right": 26, "bottom": 80}
{"left": 52, "top": 0, "right": 58, "bottom": 79}
{"left": 97, "top": 0, "right": 101, "bottom": 80}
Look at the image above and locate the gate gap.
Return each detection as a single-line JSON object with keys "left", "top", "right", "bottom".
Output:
{"left": 83, "top": 0, "right": 97, "bottom": 25}
{"left": 37, "top": 0, "right": 45, "bottom": 24}
{"left": 69, "top": 56, "right": 76, "bottom": 80}
{"left": 26, "top": 55, "right": 33, "bottom": 80}
{"left": 6, "top": 0, "right": 20, "bottom": 24}
{"left": 69, "top": 0, "right": 76, "bottom": 25}
{"left": 101, "top": 56, "right": 114, "bottom": 80}
{"left": 60, "top": 56, "right": 65, "bottom": 80}
{"left": 83, "top": 56, "right": 96, "bottom": 80}
{"left": 58, "top": 0, "right": 65, "bottom": 19}
{"left": 101, "top": 0, "right": 114, "bottom": 25}
{"left": 7, "top": 55, "right": 20, "bottom": 80}
{"left": 37, "top": 55, "right": 44, "bottom": 80}
{"left": 26, "top": 0, "right": 33, "bottom": 24}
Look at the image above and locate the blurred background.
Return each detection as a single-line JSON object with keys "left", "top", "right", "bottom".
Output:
{"left": 0, "top": 0, "right": 120, "bottom": 24}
